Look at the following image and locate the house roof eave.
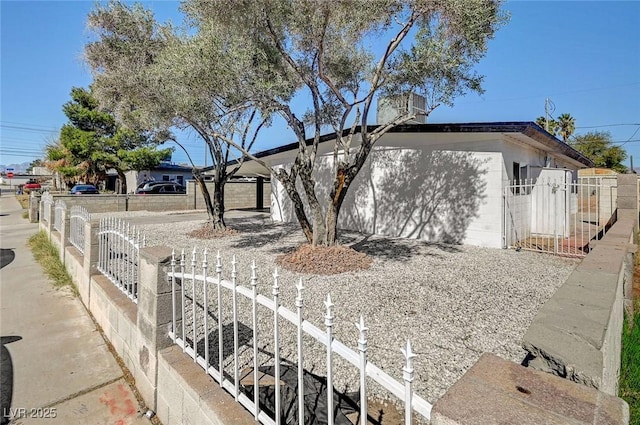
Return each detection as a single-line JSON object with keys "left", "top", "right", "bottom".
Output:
{"left": 227, "top": 121, "right": 594, "bottom": 175}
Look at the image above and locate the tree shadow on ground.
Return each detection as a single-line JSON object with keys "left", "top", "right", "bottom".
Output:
{"left": 345, "top": 233, "right": 462, "bottom": 262}
{"left": 227, "top": 216, "right": 303, "bottom": 253}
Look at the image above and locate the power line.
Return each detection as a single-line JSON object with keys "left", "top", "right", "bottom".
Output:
{"left": 0, "top": 124, "right": 59, "bottom": 133}
{"left": 0, "top": 150, "right": 45, "bottom": 156}
{"left": 604, "top": 139, "right": 640, "bottom": 145}
{"left": 576, "top": 123, "right": 640, "bottom": 129}
{"left": 0, "top": 121, "right": 59, "bottom": 130}
{"left": 618, "top": 127, "right": 640, "bottom": 146}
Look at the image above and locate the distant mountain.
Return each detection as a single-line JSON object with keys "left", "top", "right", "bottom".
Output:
{"left": 0, "top": 162, "right": 30, "bottom": 173}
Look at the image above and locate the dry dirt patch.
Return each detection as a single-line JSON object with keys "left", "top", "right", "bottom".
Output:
{"left": 188, "top": 223, "right": 239, "bottom": 239}
{"left": 276, "top": 244, "right": 373, "bottom": 275}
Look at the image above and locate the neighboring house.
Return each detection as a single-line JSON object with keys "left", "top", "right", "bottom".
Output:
{"left": 124, "top": 162, "right": 195, "bottom": 193}
{"left": 0, "top": 174, "right": 52, "bottom": 188}
{"left": 31, "top": 166, "right": 54, "bottom": 176}
{"left": 232, "top": 122, "right": 594, "bottom": 249}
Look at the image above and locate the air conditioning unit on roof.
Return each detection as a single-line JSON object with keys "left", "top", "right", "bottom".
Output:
{"left": 376, "top": 92, "right": 427, "bottom": 125}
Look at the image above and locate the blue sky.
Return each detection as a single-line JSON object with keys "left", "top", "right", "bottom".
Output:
{"left": 1, "top": 1, "right": 639, "bottom": 169}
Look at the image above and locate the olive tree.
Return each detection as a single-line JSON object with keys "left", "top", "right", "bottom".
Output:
{"left": 183, "top": 0, "right": 507, "bottom": 245}
{"left": 85, "top": 1, "right": 263, "bottom": 228}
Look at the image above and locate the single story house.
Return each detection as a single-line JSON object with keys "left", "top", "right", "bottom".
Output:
{"left": 124, "top": 162, "right": 195, "bottom": 193}
{"left": 230, "top": 122, "right": 594, "bottom": 248}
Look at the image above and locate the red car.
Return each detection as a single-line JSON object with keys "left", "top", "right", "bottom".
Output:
{"left": 23, "top": 179, "right": 41, "bottom": 193}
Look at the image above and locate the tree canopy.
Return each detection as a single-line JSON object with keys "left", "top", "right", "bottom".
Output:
{"left": 181, "top": 0, "right": 507, "bottom": 245}
{"left": 86, "top": 1, "right": 264, "bottom": 228}
{"left": 85, "top": 0, "right": 507, "bottom": 244}
{"left": 535, "top": 113, "right": 627, "bottom": 172}
{"left": 571, "top": 131, "right": 627, "bottom": 173}
{"left": 45, "top": 87, "right": 172, "bottom": 191}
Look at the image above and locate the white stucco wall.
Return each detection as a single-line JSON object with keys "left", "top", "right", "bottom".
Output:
{"left": 269, "top": 133, "right": 585, "bottom": 249}
{"left": 271, "top": 145, "right": 505, "bottom": 248}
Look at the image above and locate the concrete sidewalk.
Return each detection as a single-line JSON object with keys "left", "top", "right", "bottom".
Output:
{"left": 0, "top": 193, "right": 150, "bottom": 425}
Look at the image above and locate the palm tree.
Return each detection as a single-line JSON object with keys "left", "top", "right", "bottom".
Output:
{"left": 536, "top": 116, "right": 558, "bottom": 136}
{"left": 556, "top": 113, "right": 576, "bottom": 142}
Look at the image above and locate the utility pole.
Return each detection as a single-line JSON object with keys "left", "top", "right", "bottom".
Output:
{"left": 544, "top": 98, "right": 555, "bottom": 132}
{"left": 545, "top": 98, "right": 549, "bottom": 131}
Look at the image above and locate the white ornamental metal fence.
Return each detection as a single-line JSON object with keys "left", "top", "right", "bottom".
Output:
{"left": 167, "top": 249, "right": 432, "bottom": 425}
{"left": 41, "top": 192, "right": 54, "bottom": 223}
{"left": 69, "top": 205, "right": 90, "bottom": 254}
{"left": 97, "top": 217, "right": 146, "bottom": 302}
{"left": 53, "top": 199, "right": 66, "bottom": 232}
{"left": 503, "top": 177, "right": 616, "bottom": 257}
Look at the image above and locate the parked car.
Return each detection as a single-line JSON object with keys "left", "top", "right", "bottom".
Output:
{"left": 135, "top": 181, "right": 186, "bottom": 194}
{"left": 23, "top": 179, "right": 41, "bottom": 194}
{"left": 69, "top": 184, "right": 99, "bottom": 195}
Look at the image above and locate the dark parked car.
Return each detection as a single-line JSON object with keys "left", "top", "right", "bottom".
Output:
{"left": 135, "top": 181, "right": 186, "bottom": 194}
{"left": 69, "top": 184, "right": 99, "bottom": 195}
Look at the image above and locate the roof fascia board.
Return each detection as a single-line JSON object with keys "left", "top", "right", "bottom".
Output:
{"left": 236, "top": 121, "right": 594, "bottom": 168}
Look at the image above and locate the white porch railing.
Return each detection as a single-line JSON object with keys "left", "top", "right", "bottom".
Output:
{"left": 41, "top": 192, "right": 54, "bottom": 223}
{"left": 503, "top": 177, "right": 616, "bottom": 257}
{"left": 97, "top": 217, "right": 145, "bottom": 302}
{"left": 167, "top": 249, "right": 432, "bottom": 425}
{"left": 69, "top": 205, "right": 90, "bottom": 254}
{"left": 53, "top": 199, "right": 66, "bottom": 232}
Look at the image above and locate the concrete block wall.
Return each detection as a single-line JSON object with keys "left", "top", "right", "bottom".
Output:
{"left": 89, "top": 275, "right": 139, "bottom": 378}
{"left": 431, "top": 173, "right": 635, "bottom": 424}
{"left": 156, "top": 346, "right": 256, "bottom": 425}
{"left": 58, "top": 221, "right": 254, "bottom": 424}
{"left": 33, "top": 183, "right": 270, "bottom": 217}
{"left": 521, "top": 220, "right": 632, "bottom": 394}
{"left": 134, "top": 247, "right": 175, "bottom": 408}
{"left": 187, "top": 180, "right": 271, "bottom": 211}
{"left": 521, "top": 174, "right": 637, "bottom": 396}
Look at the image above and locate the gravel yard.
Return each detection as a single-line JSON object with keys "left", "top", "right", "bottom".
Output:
{"left": 100, "top": 209, "right": 579, "bottom": 410}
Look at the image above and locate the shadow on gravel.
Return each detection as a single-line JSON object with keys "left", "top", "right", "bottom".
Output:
{"left": 228, "top": 218, "right": 302, "bottom": 252}
{"left": 347, "top": 234, "right": 462, "bottom": 262}
{"left": 227, "top": 215, "right": 462, "bottom": 262}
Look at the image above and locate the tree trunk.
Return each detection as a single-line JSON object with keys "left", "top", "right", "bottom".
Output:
{"left": 297, "top": 164, "right": 327, "bottom": 246}
{"left": 325, "top": 169, "right": 348, "bottom": 246}
{"left": 326, "top": 165, "right": 359, "bottom": 246}
{"left": 278, "top": 171, "right": 313, "bottom": 243}
{"left": 211, "top": 179, "right": 226, "bottom": 229}
{"left": 326, "top": 201, "right": 339, "bottom": 246}
{"left": 194, "top": 174, "right": 225, "bottom": 229}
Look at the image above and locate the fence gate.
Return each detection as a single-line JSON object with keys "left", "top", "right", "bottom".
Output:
{"left": 503, "top": 175, "right": 617, "bottom": 258}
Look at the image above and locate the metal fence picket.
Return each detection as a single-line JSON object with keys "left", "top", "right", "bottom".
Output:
{"left": 53, "top": 200, "right": 66, "bottom": 232}
{"left": 97, "top": 217, "right": 145, "bottom": 302}
{"left": 69, "top": 205, "right": 89, "bottom": 254}
{"left": 41, "top": 192, "right": 53, "bottom": 223}
{"left": 504, "top": 176, "right": 616, "bottom": 257}
{"left": 166, "top": 249, "right": 433, "bottom": 425}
